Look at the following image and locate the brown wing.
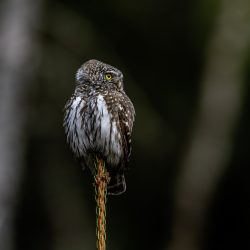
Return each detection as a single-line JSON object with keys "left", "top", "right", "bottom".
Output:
{"left": 118, "top": 92, "right": 135, "bottom": 168}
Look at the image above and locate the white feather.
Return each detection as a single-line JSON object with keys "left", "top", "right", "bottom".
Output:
{"left": 96, "top": 95, "right": 121, "bottom": 164}
{"left": 66, "top": 97, "right": 86, "bottom": 156}
{"left": 96, "top": 95, "right": 111, "bottom": 140}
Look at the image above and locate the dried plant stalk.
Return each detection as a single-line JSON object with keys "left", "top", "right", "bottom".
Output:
{"left": 95, "top": 158, "right": 110, "bottom": 250}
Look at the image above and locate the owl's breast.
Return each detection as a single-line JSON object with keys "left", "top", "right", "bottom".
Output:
{"left": 64, "top": 93, "right": 125, "bottom": 167}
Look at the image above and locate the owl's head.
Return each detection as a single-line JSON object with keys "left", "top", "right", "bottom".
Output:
{"left": 76, "top": 59, "right": 124, "bottom": 90}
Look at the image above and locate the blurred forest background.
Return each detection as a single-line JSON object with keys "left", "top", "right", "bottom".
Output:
{"left": 0, "top": 0, "right": 250, "bottom": 250}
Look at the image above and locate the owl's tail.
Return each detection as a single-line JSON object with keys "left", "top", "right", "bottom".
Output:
{"left": 107, "top": 172, "right": 126, "bottom": 195}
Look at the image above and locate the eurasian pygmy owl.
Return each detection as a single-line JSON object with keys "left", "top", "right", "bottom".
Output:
{"left": 64, "top": 59, "right": 135, "bottom": 195}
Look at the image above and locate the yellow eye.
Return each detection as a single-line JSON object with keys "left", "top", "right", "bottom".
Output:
{"left": 105, "top": 73, "right": 112, "bottom": 81}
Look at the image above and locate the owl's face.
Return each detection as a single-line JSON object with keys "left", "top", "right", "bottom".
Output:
{"left": 76, "top": 59, "right": 124, "bottom": 90}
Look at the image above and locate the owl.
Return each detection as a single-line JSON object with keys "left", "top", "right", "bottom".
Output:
{"left": 63, "top": 59, "right": 135, "bottom": 195}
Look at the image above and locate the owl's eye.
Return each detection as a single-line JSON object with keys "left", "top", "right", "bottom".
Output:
{"left": 105, "top": 73, "right": 113, "bottom": 81}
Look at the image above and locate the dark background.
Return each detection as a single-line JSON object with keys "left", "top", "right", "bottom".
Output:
{"left": 0, "top": 0, "right": 249, "bottom": 250}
